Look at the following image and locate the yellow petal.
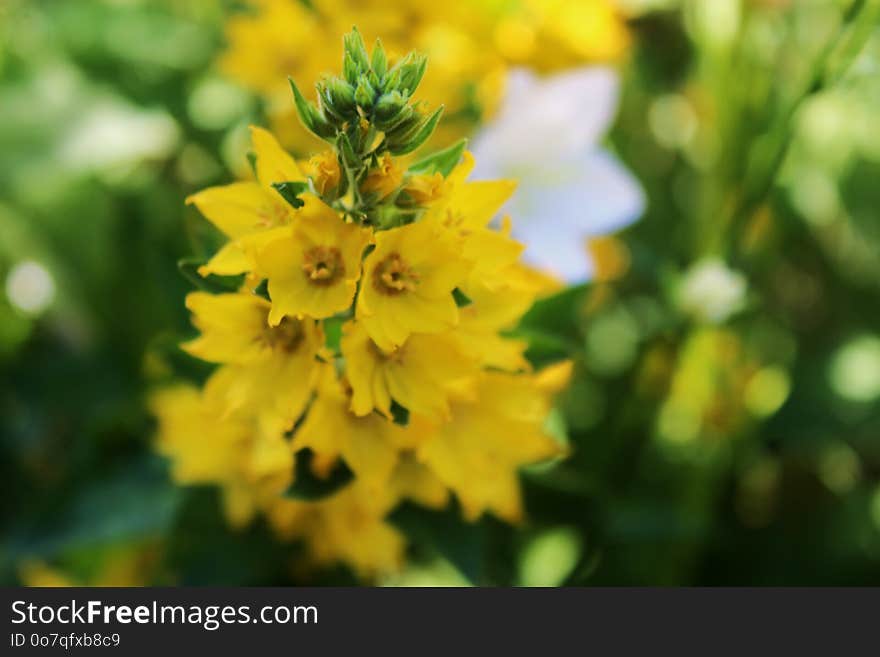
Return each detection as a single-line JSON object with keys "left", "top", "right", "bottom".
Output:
{"left": 453, "top": 179, "right": 517, "bottom": 229}
{"left": 181, "top": 292, "right": 270, "bottom": 364}
{"left": 198, "top": 241, "right": 252, "bottom": 277}
{"left": 187, "top": 181, "right": 290, "bottom": 238}
{"left": 250, "top": 125, "right": 304, "bottom": 188}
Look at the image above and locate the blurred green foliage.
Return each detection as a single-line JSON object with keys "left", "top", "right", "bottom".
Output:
{"left": 1, "top": 0, "right": 880, "bottom": 586}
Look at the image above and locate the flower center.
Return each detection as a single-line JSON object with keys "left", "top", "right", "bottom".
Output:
{"left": 302, "top": 246, "right": 345, "bottom": 286}
{"left": 262, "top": 316, "right": 304, "bottom": 353}
{"left": 372, "top": 252, "right": 419, "bottom": 296}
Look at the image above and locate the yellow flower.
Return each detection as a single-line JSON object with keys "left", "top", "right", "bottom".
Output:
{"left": 341, "top": 320, "right": 477, "bottom": 420}
{"left": 401, "top": 171, "right": 449, "bottom": 205}
{"left": 263, "top": 457, "right": 448, "bottom": 578}
{"left": 306, "top": 150, "right": 342, "bottom": 196}
{"left": 150, "top": 376, "right": 294, "bottom": 527}
{"left": 253, "top": 197, "right": 373, "bottom": 324}
{"left": 181, "top": 291, "right": 323, "bottom": 428}
{"left": 422, "top": 153, "right": 523, "bottom": 292}
{"left": 265, "top": 482, "right": 406, "bottom": 578}
{"left": 159, "top": 25, "right": 587, "bottom": 579}
{"left": 356, "top": 218, "right": 468, "bottom": 350}
{"left": 424, "top": 152, "right": 517, "bottom": 233}
{"left": 388, "top": 455, "right": 450, "bottom": 510}
{"left": 292, "top": 370, "right": 412, "bottom": 490}
{"left": 412, "top": 152, "right": 537, "bottom": 370}
{"left": 360, "top": 153, "right": 404, "bottom": 199}
{"left": 454, "top": 281, "right": 532, "bottom": 372}
{"left": 491, "top": 0, "right": 629, "bottom": 70}
{"left": 186, "top": 126, "right": 304, "bottom": 276}
{"left": 415, "top": 363, "right": 571, "bottom": 522}
{"left": 219, "top": 0, "right": 506, "bottom": 152}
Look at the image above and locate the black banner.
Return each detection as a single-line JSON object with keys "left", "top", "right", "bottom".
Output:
{"left": 2, "top": 587, "right": 877, "bottom": 654}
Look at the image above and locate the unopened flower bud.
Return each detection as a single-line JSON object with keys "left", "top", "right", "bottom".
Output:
{"left": 374, "top": 91, "right": 406, "bottom": 125}
{"left": 397, "top": 53, "right": 428, "bottom": 97}
{"left": 371, "top": 39, "right": 388, "bottom": 80}
{"left": 354, "top": 77, "right": 377, "bottom": 112}
{"left": 322, "top": 76, "right": 357, "bottom": 118}
{"left": 343, "top": 27, "right": 371, "bottom": 74}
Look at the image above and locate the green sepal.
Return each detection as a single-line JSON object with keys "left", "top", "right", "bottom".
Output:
{"left": 374, "top": 91, "right": 405, "bottom": 123}
{"left": 371, "top": 39, "right": 388, "bottom": 79}
{"left": 321, "top": 76, "right": 357, "bottom": 118}
{"left": 397, "top": 53, "right": 428, "bottom": 97}
{"left": 409, "top": 138, "right": 467, "bottom": 177}
{"left": 388, "top": 105, "right": 444, "bottom": 155}
{"left": 284, "top": 449, "right": 354, "bottom": 501}
{"left": 354, "top": 76, "right": 377, "bottom": 112}
{"left": 343, "top": 52, "right": 360, "bottom": 85}
{"left": 272, "top": 181, "right": 309, "bottom": 209}
{"left": 376, "top": 101, "right": 414, "bottom": 133}
{"left": 343, "top": 27, "right": 371, "bottom": 73}
{"left": 288, "top": 77, "right": 335, "bottom": 140}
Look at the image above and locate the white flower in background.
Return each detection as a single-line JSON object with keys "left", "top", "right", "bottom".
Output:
{"left": 470, "top": 67, "right": 645, "bottom": 282}
{"left": 677, "top": 258, "right": 747, "bottom": 324}
{"left": 58, "top": 99, "right": 179, "bottom": 172}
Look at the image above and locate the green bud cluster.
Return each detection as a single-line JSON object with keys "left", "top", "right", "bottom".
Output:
{"left": 289, "top": 27, "right": 443, "bottom": 157}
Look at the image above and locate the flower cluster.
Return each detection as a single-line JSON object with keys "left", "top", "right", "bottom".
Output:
{"left": 220, "top": 0, "right": 629, "bottom": 151}
{"left": 152, "top": 30, "right": 569, "bottom": 577}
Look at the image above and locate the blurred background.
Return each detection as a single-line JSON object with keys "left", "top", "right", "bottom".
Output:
{"left": 2, "top": 0, "right": 880, "bottom": 586}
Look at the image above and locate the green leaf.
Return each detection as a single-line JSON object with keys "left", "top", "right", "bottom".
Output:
{"left": 514, "top": 284, "right": 589, "bottom": 368}
{"left": 517, "top": 283, "right": 588, "bottom": 342}
{"left": 512, "top": 327, "right": 578, "bottom": 369}
{"left": 452, "top": 287, "right": 472, "bottom": 307}
{"left": 177, "top": 258, "right": 243, "bottom": 294}
{"left": 410, "top": 138, "right": 467, "bottom": 177}
{"left": 271, "top": 181, "right": 309, "bottom": 209}
{"left": 4, "top": 457, "right": 181, "bottom": 560}
{"left": 388, "top": 501, "right": 487, "bottom": 584}
{"left": 284, "top": 449, "right": 354, "bottom": 501}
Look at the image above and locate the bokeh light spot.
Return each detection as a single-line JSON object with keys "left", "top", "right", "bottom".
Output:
{"left": 518, "top": 527, "right": 582, "bottom": 587}
{"left": 818, "top": 443, "right": 861, "bottom": 495}
{"left": 744, "top": 367, "right": 791, "bottom": 418}
{"left": 829, "top": 335, "right": 880, "bottom": 402}
{"left": 648, "top": 94, "right": 697, "bottom": 150}
{"left": 5, "top": 260, "right": 55, "bottom": 316}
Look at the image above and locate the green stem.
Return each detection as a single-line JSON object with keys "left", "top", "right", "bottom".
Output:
{"left": 719, "top": 0, "right": 875, "bottom": 262}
